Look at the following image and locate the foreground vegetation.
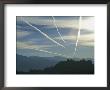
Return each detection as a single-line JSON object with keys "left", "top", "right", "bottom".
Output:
{"left": 17, "top": 59, "right": 94, "bottom": 74}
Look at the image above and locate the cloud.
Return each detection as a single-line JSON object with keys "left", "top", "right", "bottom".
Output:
{"left": 81, "top": 17, "right": 94, "bottom": 31}
{"left": 23, "top": 19, "right": 65, "bottom": 48}
{"left": 17, "top": 30, "right": 31, "bottom": 38}
{"left": 16, "top": 16, "right": 94, "bottom": 58}
{"left": 17, "top": 16, "right": 94, "bottom": 32}
{"left": 17, "top": 41, "right": 55, "bottom": 50}
{"left": 80, "top": 42, "right": 94, "bottom": 47}
{"left": 54, "top": 33, "right": 94, "bottom": 46}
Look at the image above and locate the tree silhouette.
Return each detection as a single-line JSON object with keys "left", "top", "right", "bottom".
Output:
{"left": 17, "top": 58, "right": 94, "bottom": 74}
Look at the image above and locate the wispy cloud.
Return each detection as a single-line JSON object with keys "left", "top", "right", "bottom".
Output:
{"left": 17, "top": 41, "right": 70, "bottom": 58}
{"left": 16, "top": 16, "right": 94, "bottom": 58}
{"left": 23, "top": 19, "right": 65, "bottom": 48}
{"left": 80, "top": 42, "right": 94, "bottom": 47}
{"left": 17, "top": 41, "right": 54, "bottom": 50}
{"left": 54, "top": 34, "right": 94, "bottom": 46}
{"left": 17, "top": 30, "right": 31, "bottom": 38}
{"left": 17, "top": 16, "right": 94, "bottom": 32}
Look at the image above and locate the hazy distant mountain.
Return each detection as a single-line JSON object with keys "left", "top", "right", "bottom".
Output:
{"left": 16, "top": 54, "right": 67, "bottom": 72}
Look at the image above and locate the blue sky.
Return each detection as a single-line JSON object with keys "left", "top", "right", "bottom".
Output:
{"left": 16, "top": 16, "right": 94, "bottom": 58}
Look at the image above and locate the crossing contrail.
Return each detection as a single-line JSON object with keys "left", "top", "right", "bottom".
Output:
{"left": 73, "top": 16, "right": 82, "bottom": 57}
{"left": 22, "top": 17, "right": 65, "bottom": 48}
{"left": 52, "top": 16, "right": 66, "bottom": 43}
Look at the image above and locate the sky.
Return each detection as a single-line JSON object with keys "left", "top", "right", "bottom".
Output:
{"left": 16, "top": 16, "right": 94, "bottom": 58}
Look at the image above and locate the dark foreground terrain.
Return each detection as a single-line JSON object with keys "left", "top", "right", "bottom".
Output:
{"left": 17, "top": 58, "right": 94, "bottom": 74}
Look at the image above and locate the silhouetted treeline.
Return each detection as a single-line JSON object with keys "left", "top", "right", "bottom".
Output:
{"left": 17, "top": 59, "right": 94, "bottom": 74}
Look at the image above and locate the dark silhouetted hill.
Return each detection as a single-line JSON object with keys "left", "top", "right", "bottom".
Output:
{"left": 16, "top": 54, "right": 67, "bottom": 72}
{"left": 17, "top": 58, "right": 94, "bottom": 74}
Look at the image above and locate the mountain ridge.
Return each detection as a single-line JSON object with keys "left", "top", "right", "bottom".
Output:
{"left": 16, "top": 54, "right": 67, "bottom": 72}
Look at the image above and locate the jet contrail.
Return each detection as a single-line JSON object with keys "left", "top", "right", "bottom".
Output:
{"left": 73, "top": 16, "right": 82, "bottom": 57}
{"left": 52, "top": 16, "right": 66, "bottom": 43}
{"left": 23, "top": 46, "right": 70, "bottom": 58}
{"left": 34, "top": 48, "right": 70, "bottom": 58}
{"left": 22, "top": 18, "right": 65, "bottom": 48}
